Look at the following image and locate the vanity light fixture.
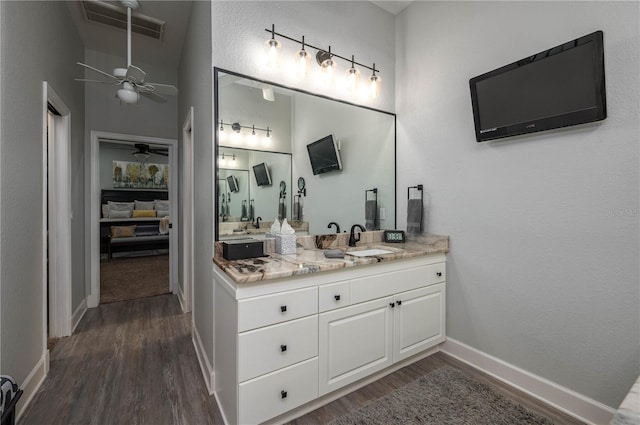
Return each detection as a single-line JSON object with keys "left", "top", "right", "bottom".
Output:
{"left": 263, "top": 24, "right": 381, "bottom": 98}
{"left": 264, "top": 24, "right": 281, "bottom": 69}
{"left": 218, "top": 153, "right": 236, "bottom": 167}
{"left": 219, "top": 120, "right": 273, "bottom": 147}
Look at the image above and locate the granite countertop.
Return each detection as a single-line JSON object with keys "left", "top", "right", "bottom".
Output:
{"left": 213, "top": 231, "right": 449, "bottom": 284}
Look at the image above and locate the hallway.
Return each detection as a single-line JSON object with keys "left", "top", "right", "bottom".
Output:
{"left": 19, "top": 295, "right": 223, "bottom": 425}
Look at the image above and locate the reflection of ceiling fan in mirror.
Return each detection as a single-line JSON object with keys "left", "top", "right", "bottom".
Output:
{"left": 74, "top": 0, "right": 178, "bottom": 104}
{"left": 132, "top": 143, "right": 168, "bottom": 159}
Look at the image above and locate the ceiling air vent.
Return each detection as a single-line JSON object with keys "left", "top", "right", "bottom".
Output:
{"left": 81, "top": 0, "right": 165, "bottom": 40}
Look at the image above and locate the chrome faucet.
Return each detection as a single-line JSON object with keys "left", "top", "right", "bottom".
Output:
{"left": 349, "top": 224, "right": 366, "bottom": 247}
{"left": 327, "top": 222, "right": 341, "bottom": 234}
{"left": 253, "top": 216, "right": 262, "bottom": 229}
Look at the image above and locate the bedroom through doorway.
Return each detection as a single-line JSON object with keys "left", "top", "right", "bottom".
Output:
{"left": 90, "top": 133, "right": 179, "bottom": 306}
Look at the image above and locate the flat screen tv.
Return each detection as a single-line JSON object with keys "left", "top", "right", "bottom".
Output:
{"left": 226, "top": 175, "right": 239, "bottom": 193}
{"left": 469, "top": 30, "right": 606, "bottom": 142}
{"left": 252, "top": 162, "right": 272, "bottom": 186}
{"left": 307, "top": 134, "right": 342, "bottom": 175}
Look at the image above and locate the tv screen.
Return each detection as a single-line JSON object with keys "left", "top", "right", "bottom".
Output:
{"left": 226, "top": 175, "right": 239, "bottom": 193}
{"left": 307, "top": 134, "right": 342, "bottom": 175}
{"left": 469, "top": 30, "right": 606, "bottom": 142}
{"left": 252, "top": 162, "right": 272, "bottom": 186}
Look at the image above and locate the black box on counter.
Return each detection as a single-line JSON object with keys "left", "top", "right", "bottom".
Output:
{"left": 222, "top": 239, "right": 265, "bottom": 260}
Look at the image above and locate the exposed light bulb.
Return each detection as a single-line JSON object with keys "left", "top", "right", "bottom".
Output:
{"left": 369, "top": 63, "right": 381, "bottom": 99}
{"left": 264, "top": 24, "right": 281, "bottom": 69}
{"left": 295, "top": 35, "right": 310, "bottom": 78}
{"left": 264, "top": 127, "right": 271, "bottom": 146}
{"left": 248, "top": 125, "right": 257, "bottom": 145}
{"left": 346, "top": 55, "right": 360, "bottom": 93}
{"left": 218, "top": 120, "right": 226, "bottom": 142}
{"left": 219, "top": 154, "right": 226, "bottom": 166}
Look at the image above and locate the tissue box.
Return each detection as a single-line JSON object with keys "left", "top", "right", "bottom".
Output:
{"left": 275, "top": 234, "right": 297, "bottom": 255}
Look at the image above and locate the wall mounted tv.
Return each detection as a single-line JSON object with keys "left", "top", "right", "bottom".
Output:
{"left": 307, "top": 134, "right": 342, "bottom": 175}
{"left": 227, "top": 175, "right": 239, "bottom": 193}
{"left": 469, "top": 30, "right": 606, "bottom": 142}
{"left": 252, "top": 162, "right": 272, "bottom": 186}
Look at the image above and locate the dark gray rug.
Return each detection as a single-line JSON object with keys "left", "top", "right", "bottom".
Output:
{"left": 329, "top": 366, "right": 554, "bottom": 425}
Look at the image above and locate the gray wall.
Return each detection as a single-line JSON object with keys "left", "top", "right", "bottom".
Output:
{"left": 178, "top": 0, "right": 213, "bottom": 365}
{"left": 0, "top": 0, "right": 85, "bottom": 397}
{"left": 396, "top": 1, "right": 639, "bottom": 408}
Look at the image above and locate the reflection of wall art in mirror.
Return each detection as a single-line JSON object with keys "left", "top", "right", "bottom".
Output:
{"left": 112, "top": 160, "right": 168, "bottom": 189}
{"left": 253, "top": 162, "right": 272, "bottom": 186}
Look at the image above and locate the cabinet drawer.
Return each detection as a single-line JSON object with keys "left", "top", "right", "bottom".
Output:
{"left": 238, "top": 287, "right": 318, "bottom": 332}
{"left": 319, "top": 281, "right": 351, "bottom": 312}
{"left": 238, "top": 316, "right": 318, "bottom": 382}
{"left": 238, "top": 357, "right": 319, "bottom": 425}
{"left": 351, "top": 266, "right": 429, "bottom": 304}
{"left": 429, "top": 262, "right": 446, "bottom": 284}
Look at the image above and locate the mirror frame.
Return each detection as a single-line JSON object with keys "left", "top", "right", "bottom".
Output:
{"left": 214, "top": 67, "right": 397, "bottom": 240}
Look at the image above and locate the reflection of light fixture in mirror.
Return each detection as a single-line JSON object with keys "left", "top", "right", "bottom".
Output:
{"left": 369, "top": 63, "right": 381, "bottom": 99}
{"left": 218, "top": 119, "right": 226, "bottom": 142}
{"left": 218, "top": 153, "right": 236, "bottom": 167}
{"left": 263, "top": 127, "right": 271, "bottom": 146}
{"left": 346, "top": 55, "right": 360, "bottom": 93}
{"left": 218, "top": 153, "right": 226, "bottom": 166}
{"left": 248, "top": 125, "right": 258, "bottom": 145}
{"left": 264, "top": 24, "right": 281, "bottom": 69}
{"left": 317, "top": 46, "right": 336, "bottom": 83}
{"left": 218, "top": 121, "right": 273, "bottom": 145}
{"left": 295, "top": 35, "right": 310, "bottom": 78}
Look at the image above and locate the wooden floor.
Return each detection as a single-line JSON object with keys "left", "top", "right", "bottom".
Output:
{"left": 20, "top": 294, "right": 585, "bottom": 425}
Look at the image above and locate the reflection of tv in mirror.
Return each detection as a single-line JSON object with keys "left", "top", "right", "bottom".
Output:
{"left": 227, "top": 175, "right": 239, "bottom": 193}
{"left": 307, "top": 134, "right": 342, "bottom": 175}
{"left": 253, "top": 162, "right": 272, "bottom": 186}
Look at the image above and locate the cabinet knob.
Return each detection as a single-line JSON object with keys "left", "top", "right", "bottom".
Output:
{"left": 389, "top": 302, "right": 395, "bottom": 308}
{"left": 281, "top": 390, "right": 287, "bottom": 399}
{"left": 280, "top": 344, "right": 287, "bottom": 352}
{"left": 397, "top": 300, "right": 402, "bottom": 306}
{"left": 436, "top": 272, "right": 442, "bottom": 277}
{"left": 280, "top": 305, "right": 287, "bottom": 313}
{"left": 334, "top": 295, "right": 341, "bottom": 301}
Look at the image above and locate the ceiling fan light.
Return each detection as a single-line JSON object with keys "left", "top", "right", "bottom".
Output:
{"left": 133, "top": 151, "right": 149, "bottom": 159}
{"left": 117, "top": 87, "right": 139, "bottom": 104}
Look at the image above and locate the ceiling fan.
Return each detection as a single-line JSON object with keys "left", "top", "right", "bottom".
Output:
{"left": 132, "top": 143, "right": 168, "bottom": 158}
{"left": 75, "top": 0, "right": 178, "bottom": 104}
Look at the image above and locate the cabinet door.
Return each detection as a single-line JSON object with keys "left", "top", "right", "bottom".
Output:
{"left": 393, "top": 283, "right": 446, "bottom": 362}
{"left": 319, "top": 297, "right": 394, "bottom": 396}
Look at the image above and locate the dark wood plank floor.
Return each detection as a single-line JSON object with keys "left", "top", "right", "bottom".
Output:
{"left": 19, "top": 294, "right": 224, "bottom": 425}
{"left": 20, "top": 293, "right": 585, "bottom": 425}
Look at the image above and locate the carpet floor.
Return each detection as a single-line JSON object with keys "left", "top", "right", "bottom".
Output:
{"left": 100, "top": 254, "right": 170, "bottom": 304}
{"left": 329, "top": 365, "right": 554, "bottom": 425}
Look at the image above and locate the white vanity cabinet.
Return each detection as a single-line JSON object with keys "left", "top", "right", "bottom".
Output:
{"left": 214, "top": 254, "right": 446, "bottom": 425}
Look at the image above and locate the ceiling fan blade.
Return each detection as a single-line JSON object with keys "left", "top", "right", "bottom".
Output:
{"left": 77, "top": 62, "right": 119, "bottom": 82}
{"left": 141, "top": 83, "right": 179, "bottom": 96}
{"left": 149, "top": 149, "right": 169, "bottom": 157}
{"left": 139, "top": 91, "right": 168, "bottom": 104}
{"left": 74, "top": 78, "right": 120, "bottom": 85}
{"left": 126, "top": 65, "right": 146, "bottom": 84}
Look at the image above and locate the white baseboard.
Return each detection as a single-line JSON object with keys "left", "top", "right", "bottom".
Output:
{"left": 71, "top": 298, "right": 87, "bottom": 333}
{"left": 16, "top": 349, "right": 49, "bottom": 420}
{"left": 440, "top": 338, "right": 615, "bottom": 425}
{"left": 192, "top": 324, "right": 214, "bottom": 395}
{"left": 176, "top": 281, "right": 186, "bottom": 313}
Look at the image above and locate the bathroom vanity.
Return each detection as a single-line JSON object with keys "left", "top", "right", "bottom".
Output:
{"left": 213, "top": 233, "right": 448, "bottom": 424}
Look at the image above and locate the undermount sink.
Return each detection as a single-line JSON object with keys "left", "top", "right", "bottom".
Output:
{"left": 346, "top": 248, "right": 394, "bottom": 257}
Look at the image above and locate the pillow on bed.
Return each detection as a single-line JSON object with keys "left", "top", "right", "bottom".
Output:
{"left": 101, "top": 204, "right": 109, "bottom": 218}
{"left": 134, "top": 200, "right": 155, "bottom": 210}
{"left": 132, "top": 209, "right": 156, "bottom": 218}
{"left": 111, "top": 225, "right": 136, "bottom": 238}
{"left": 156, "top": 209, "right": 170, "bottom": 218}
{"left": 108, "top": 210, "right": 131, "bottom": 219}
{"left": 108, "top": 201, "right": 134, "bottom": 212}
{"left": 154, "top": 200, "right": 169, "bottom": 211}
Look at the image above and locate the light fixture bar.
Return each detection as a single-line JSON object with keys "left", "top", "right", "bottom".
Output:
{"left": 219, "top": 121, "right": 272, "bottom": 133}
{"left": 264, "top": 27, "right": 380, "bottom": 74}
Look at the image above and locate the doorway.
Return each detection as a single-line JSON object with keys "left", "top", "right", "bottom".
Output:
{"left": 88, "top": 131, "right": 179, "bottom": 308}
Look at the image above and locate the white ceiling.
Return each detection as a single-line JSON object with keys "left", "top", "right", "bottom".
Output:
{"left": 66, "top": 0, "right": 192, "bottom": 67}
{"left": 67, "top": 0, "right": 410, "bottom": 70}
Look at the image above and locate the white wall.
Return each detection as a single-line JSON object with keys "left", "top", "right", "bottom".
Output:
{"left": 177, "top": 0, "right": 213, "bottom": 370}
{"left": 0, "top": 0, "right": 85, "bottom": 408}
{"left": 396, "top": 1, "right": 639, "bottom": 408}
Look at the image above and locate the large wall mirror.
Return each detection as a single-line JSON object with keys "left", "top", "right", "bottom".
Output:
{"left": 215, "top": 68, "right": 396, "bottom": 240}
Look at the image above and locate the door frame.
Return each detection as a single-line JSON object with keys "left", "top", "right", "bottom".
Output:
{"left": 181, "top": 108, "right": 195, "bottom": 313}
{"left": 87, "top": 131, "right": 178, "bottom": 307}
{"left": 43, "top": 82, "right": 73, "bottom": 338}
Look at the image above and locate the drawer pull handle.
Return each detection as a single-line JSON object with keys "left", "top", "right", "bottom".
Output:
{"left": 334, "top": 295, "right": 341, "bottom": 301}
{"left": 281, "top": 390, "right": 287, "bottom": 399}
{"left": 389, "top": 302, "right": 395, "bottom": 308}
{"left": 436, "top": 272, "right": 442, "bottom": 277}
{"left": 280, "top": 305, "right": 287, "bottom": 313}
{"left": 280, "top": 344, "right": 287, "bottom": 352}
{"left": 397, "top": 300, "right": 402, "bottom": 306}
